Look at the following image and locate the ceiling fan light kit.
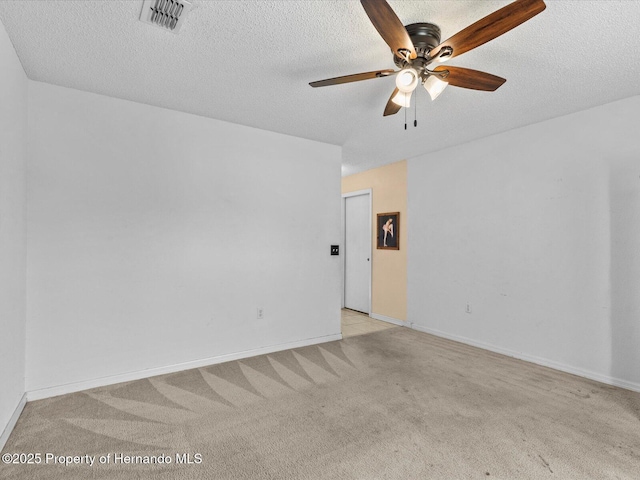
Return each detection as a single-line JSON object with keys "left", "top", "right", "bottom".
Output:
{"left": 310, "top": 0, "right": 546, "bottom": 118}
{"left": 424, "top": 75, "right": 448, "bottom": 101}
{"left": 395, "top": 68, "right": 419, "bottom": 93}
{"left": 391, "top": 90, "right": 412, "bottom": 108}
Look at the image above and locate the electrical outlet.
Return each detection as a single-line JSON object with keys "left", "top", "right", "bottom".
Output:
{"left": 466, "top": 303, "right": 471, "bottom": 314}
{"left": 257, "top": 308, "right": 264, "bottom": 319}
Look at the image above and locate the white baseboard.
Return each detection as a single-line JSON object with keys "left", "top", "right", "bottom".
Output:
{"left": 0, "top": 393, "right": 27, "bottom": 452}
{"left": 370, "top": 312, "right": 410, "bottom": 327}
{"left": 409, "top": 323, "right": 640, "bottom": 393}
{"left": 27, "top": 333, "right": 343, "bottom": 401}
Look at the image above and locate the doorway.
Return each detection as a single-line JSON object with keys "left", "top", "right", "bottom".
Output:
{"left": 342, "top": 190, "right": 372, "bottom": 315}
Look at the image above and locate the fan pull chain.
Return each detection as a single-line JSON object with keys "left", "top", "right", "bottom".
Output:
{"left": 414, "top": 91, "right": 418, "bottom": 127}
{"left": 404, "top": 105, "right": 407, "bottom": 130}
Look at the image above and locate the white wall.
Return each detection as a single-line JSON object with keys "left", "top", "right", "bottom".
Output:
{"left": 0, "top": 19, "right": 27, "bottom": 438}
{"left": 609, "top": 138, "right": 640, "bottom": 387}
{"left": 26, "top": 82, "right": 342, "bottom": 393}
{"left": 408, "top": 96, "right": 640, "bottom": 391}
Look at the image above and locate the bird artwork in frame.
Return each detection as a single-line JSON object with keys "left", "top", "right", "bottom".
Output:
{"left": 377, "top": 212, "right": 399, "bottom": 250}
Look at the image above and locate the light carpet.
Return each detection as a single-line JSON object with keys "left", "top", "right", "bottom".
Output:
{"left": 1, "top": 327, "right": 639, "bottom": 479}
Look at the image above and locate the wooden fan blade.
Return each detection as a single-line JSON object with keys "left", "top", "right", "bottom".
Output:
{"left": 361, "top": 0, "right": 417, "bottom": 60}
{"left": 430, "top": 0, "right": 546, "bottom": 61}
{"left": 433, "top": 66, "right": 506, "bottom": 91}
{"left": 383, "top": 88, "right": 402, "bottom": 116}
{"left": 310, "top": 69, "right": 395, "bottom": 88}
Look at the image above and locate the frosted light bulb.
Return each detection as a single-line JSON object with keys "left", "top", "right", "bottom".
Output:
{"left": 391, "top": 90, "right": 412, "bottom": 108}
{"left": 395, "top": 68, "right": 419, "bottom": 93}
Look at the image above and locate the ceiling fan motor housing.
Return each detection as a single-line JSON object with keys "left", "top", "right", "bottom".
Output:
{"left": 394, "top": 23, "right": 441, "bottom": 68}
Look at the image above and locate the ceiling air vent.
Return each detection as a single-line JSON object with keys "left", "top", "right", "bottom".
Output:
{"left": 139, "top": 0, "right": 192, "bottom": 34}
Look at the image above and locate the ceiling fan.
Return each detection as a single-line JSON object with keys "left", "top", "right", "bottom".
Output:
{"left": 310, "top": 0, "right": 546, "bottom": 117}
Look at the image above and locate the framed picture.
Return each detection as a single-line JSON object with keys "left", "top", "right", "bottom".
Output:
{"left": 377, "top": 212, "right": 399, "bottom": 250}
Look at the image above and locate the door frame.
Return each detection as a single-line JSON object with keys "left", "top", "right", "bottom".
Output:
{"left": 341, "top": 189, "right": 372, "bottom": 314}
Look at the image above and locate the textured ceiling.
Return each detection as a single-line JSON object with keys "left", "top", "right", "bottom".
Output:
{"left": 1, "top": 0, "right": 639, "bottom": 175}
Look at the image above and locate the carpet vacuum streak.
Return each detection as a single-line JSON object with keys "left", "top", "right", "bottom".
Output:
{"left": 2, "top": 327, "right": 639, "bottom": 479}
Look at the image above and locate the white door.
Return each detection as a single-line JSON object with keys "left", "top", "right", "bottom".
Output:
{"left": 344, "top": 193, "right": 371, "bottom": 314}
